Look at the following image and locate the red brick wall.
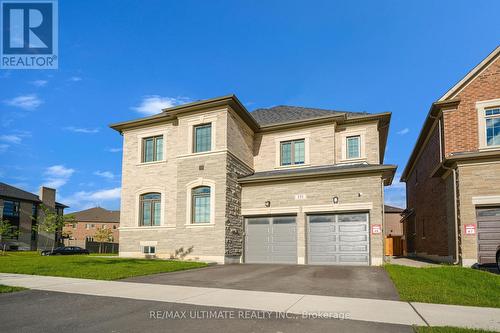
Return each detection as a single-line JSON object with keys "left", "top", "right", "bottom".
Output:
{"left": 64, "top": 221, "right": 119, "bottom": 245}
{"left": 443, "top": 57, "right": 500, "bottom": 156}
{"left": 406, "top": 125, "right": 450, "bottom": 257}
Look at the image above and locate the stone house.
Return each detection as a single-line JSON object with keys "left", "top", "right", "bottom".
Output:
{"left": 111, "top": 95, "right": 396, "bottom": 265}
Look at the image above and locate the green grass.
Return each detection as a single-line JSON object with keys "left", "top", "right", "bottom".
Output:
{"left": 0, "top": 284, "right": 27, "bottom": 293}
{"left": 416, "top": 326, "right": 496, "bottom": 333}
{"left": 0, "top": 251, "right": 208, "bottom": 280}
{"left": 385, "top": 265, "right": 500, "bottom": 308}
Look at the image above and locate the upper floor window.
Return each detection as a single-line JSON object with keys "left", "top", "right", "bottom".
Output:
{"left": 2, "top": 200, "right": 20, "bottom": 217}
{"left": 280, "top": 139, "right": 305, "bottom": 166}
{"left": 140, "top": 193, "right": 161, "bottom": 226}
{"left": 194, "top": 124, "right": 212, "bottom": 153}
{"left": 142, "top": 135, "right": 163, "bottom": 162}
{"left": 192, "top": 186, "right": 211, "bottom": 223}
{"left": 346, "top": 135, "right": 361, "bottom": 159}
{"left": 485, "top": 108, "right": 500, "bottom": 147}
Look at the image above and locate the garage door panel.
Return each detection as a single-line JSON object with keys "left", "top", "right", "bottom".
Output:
{"left": 245, "top": 216, "right": 297, "bottom": 264}
{"left": 476, "top": 207, "right": 500, "bottom": 265}
{"left": 308, "top": 213, "right": 369, "bottom": 266}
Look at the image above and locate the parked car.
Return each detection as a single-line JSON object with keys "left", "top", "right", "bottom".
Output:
{"left": 41, "top": 246, "right": 90, "bottom": 256}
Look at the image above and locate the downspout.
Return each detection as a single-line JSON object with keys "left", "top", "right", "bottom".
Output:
{"left": 435, "top": 116, "right": 460, "bottom": 265}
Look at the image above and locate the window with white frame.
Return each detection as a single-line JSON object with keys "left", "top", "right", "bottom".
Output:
{"left": 193, "top": 124, "right": 212, "bottom": 153}
{"left": 142, "top": 135, "right": 163, "bottom": 162}
{"left": 143, "top": 246, "right": 156, "bottom": 254}
{"left": 192, "top": 186, "right": 211, "bottom": 223}
{"left": 346, "top": 135, "right": 361, "bottom": 159}
{"left": 280, "top": 139, "right": 305, "bottom": 166}
{"left": 485, "top": 108, "right": 500, "bottom": 147}
{"left": 139, "top": 193, "right": 161, "bottom": 226}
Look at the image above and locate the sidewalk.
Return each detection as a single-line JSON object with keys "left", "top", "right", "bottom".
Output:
{"left": 1, "top": 273, "right": 499, "bottom": 331}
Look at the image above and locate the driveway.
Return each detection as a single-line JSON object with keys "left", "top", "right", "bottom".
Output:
{"left": 124, "top": 264, "right": 400, "bottom": 300}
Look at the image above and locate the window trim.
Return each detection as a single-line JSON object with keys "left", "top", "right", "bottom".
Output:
{"left": 273, "top": 133, "right": 311, "bottom": 169}
{"left": 477, "top": 98, "right": 500, "bottom": 150}
{"left": 346, "top": 135, "right": 361, "bottom": 159}
{"left": 139, "top": 192, "right": 162, "bottom": 227}
{"left": 136, "top": 129, "right": 167, "bottom": 165}
{"left": 185, "top": 178, "right": 216, "bottom": 226}
{"left": 143, "top": 245, "right": 156, "bottom": 254}
{"left": 141, "top": 135, "right": 164, "bottom": 163}
{"left": 191, "top": 186, "right": 211, "bottom": 224}
{"left": 193, "top": 123, "right": 213, "bottom": 153}
{"left": 280, "top": 139, "right": 306, "bottom": 166}
{"left": 340, "top": 129, "right": 366, "bottom": 162}
{"left": 135, "top": 187, "right": 167, "bottom": 227}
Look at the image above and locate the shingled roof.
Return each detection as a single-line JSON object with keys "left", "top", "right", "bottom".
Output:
{"left": 69, "top": 207, "right": 120, "bottom": 223}
{"left": 0, "top": 182, "right": 67, "bottom": 208}
{"left": 250, "top": 105, "right": 369, "bottom": 126}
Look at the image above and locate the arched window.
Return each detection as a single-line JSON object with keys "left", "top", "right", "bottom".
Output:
{"left": 140, "top": 193, "right": 161, "bottom": 226}
{"left": 191, "top": 186, "right": 210, "bottom": 223}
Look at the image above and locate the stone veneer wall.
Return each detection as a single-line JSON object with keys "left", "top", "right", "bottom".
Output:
{"left": 225, "top": 153, "right": 254, "bottom": 262}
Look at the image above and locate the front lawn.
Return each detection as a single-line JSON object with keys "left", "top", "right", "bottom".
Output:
{"left": 0, "top": 251, "right": 208, "bottom": 280}
{"left": 385, "top": 265, "right": 500, "bottom": 308}
{"left": 0, "top": 284, "right": 27, "bottom": 293}
{"left": 417, "top": 326, "right": 497, "bottom": 333}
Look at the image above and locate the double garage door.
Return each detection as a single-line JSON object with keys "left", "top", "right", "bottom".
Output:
{"left": 245, "top": 213, "right": 369, "bottom": 265}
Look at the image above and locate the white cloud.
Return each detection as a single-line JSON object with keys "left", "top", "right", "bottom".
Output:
{"left": 94, "top": 170, "right": 115, "bottom": 180}
{"left": 43, "top": 165, "right": 75, "bottom": 189}
{"left": 0, "top": 135, "right": 22, "bottom": 144}
{"left": 64, "top": 126, "right": 99, "bottom": 134}
{"left": 30, "top": 80, "right": 48, "bottom": 87}
{"left": 61, "top": 187, "right": 121, "bottom": 211}
{"left": 397, "top": 128, "right": 410, "bottom": 135}
{"left": 132, "top": 95, "right": 191, "bottom": 115}
{"left": 4, "top": 94, "right": 43, "bottom": 110}
{"left": 69, "top": 76, "right": 82, "bottom": 82}
{"left": 105, "top": 147, "right": 122, "bottom": 153}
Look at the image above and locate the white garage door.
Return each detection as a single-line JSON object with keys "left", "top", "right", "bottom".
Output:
{"left": 308, "top": 213, "right": 370, "bottom": 265}
{"left": 245, "top": 216, "right": 297, "bottom": 264}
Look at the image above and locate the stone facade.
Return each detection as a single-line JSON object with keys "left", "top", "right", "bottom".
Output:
{"left": 115, "top": 97, "right": 392, "bottom": 265}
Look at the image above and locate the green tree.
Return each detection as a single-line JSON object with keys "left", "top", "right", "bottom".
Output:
{"left": 0, "top": 219, "right": 20, "bottom": 255}
{"left": 93, "top": 227, "right": 113, "bottom": 253}
{"left": 33, "top": 205, "right": 75, "bottom": 252}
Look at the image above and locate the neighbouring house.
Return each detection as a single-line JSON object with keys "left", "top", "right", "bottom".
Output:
{"left": 384, "top": 205, "right": 404, "bottom": 237}
{"left": 63, "top": 207, "right": 120, "bottom": 248}
{"left": 0, "top": 182, "right": 68, "bottom": 251}
{"left": 110, "top": 95, "right": 396, "bottom": 265}
{"left": 401, "top": 46, "right": 500, "bottom": 267}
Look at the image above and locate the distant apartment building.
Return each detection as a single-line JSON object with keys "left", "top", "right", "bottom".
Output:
{"left": 0, "top": 182, "right": 68, "bottom": 250}
{"left": 64, "top": 207, "right": 120, "bottom": 247}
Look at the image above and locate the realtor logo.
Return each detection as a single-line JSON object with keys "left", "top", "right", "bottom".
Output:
{"left": 1, "top": 0, "right": 58, "bottom": 69}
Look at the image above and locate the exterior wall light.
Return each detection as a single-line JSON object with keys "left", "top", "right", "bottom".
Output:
{"left": 332, "top": 196, "right": 339, "bottom": 204}
{"left": 265, "top": 201, "right": 271, "bottom": 207}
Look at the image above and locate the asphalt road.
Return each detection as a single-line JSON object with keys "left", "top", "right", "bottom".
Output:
{"left": 124, "top": 264, "right": 400, "bottom": 300}
{"left": 0, "top": 289, "right": 413, "bottom": 333}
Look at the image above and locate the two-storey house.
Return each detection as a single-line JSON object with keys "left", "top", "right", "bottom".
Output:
{"left": 111, "top": 95, "right": 396, "bottom": 265}
{"left": 401, "top": 46, "right": 500, "bottom": 267}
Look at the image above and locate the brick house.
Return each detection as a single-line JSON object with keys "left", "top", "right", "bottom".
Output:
{"left": 64, "top": 207, "right": 120, "bottom": 248}
{"left": 0, "top": 183, "right": 67, "bottom": 250}
{"left": 111, "top": 95, "right": 396, "bottom": 265}
{"left": 384, "top": 205, "right": 403, "bottom": 237}
{"left": 401, "top": 46, "right": 500, "bottom": 267}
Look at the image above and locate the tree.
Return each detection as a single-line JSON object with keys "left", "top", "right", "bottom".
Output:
{"left": 93, "top": 227, "right": 113, "bottom": 253}
{"left": 0, "top": 219, "right": 20, "bottom": 255}
{"left": 33, "top": 204, "right": 75, "bottom": 252}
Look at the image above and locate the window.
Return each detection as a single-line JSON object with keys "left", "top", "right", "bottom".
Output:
{"left": 143, "top": 246, "right": 156, "bottom": 254}
{"left": 113, "top": 225, "right": 117, "bottom": 230}
{"left": 2, "top": 200, "right": 20, "bottom": 217}
{"left": 192, "top": 186, "right": 211, "bottom": 223}
{"left": 140, "top": 193, "right": 161, "bottom": 226}
{"left": 142, "top": 135, "right": 163, "bottom": 162}
{"left": 280, "top": 139, "right": 305, "bottom": 166}
{"left": 193, "top": 124, "right": 212, "bottom": 153}
{"left": 485, "top": 108, "right": 500, "bottom": 147}
{"left": 85, "top": 236, "right": 93, "bottom": 242}
{"left": 346, "top": 136, "right": 361, "bottom": 159}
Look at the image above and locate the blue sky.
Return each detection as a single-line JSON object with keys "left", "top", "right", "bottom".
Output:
{"left": 0, "top": 1, "right": 499, "bottom": 212}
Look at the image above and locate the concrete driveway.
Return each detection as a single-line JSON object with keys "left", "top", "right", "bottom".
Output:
{"left": 124, "top": 264, "right": 400, "bottom": 300}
